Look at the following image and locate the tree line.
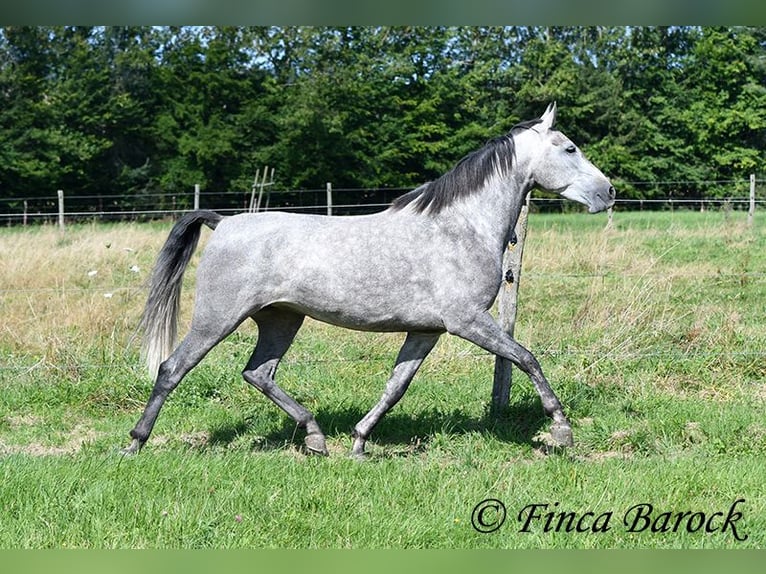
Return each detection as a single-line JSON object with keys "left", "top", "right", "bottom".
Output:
{"left": 1, "top": 26, "right": 764, "bottom": 214}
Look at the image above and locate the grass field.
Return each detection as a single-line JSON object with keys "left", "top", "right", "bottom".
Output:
{"left": 0, "top": 209, "right": 764, "bottom": 548}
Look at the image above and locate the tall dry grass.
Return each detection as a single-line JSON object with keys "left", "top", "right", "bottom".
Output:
{"left": 0, "top": 223, "right": 198, "bottom": 367}
{"left": 1, "top": 212, "right": 763, "bottom": 393}
{"left": 515, "top": 212, "right": 766, "bottom": 401}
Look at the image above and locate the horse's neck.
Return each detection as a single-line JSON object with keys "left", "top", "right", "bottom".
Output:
{"left": 450, "top": 168, "right": 534, "bottom": 257}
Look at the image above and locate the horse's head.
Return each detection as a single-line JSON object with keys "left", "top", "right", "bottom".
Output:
{"left": 522, "top": 102, "right": 615, "bottom": 213}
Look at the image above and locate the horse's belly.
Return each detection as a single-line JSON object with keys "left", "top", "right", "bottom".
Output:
{"left": 272, "top": 297, "right": 445, "bottom": 333}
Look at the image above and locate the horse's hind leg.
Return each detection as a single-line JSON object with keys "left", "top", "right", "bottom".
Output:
{"left": 351, "top": 331, "right": 440, "bottom": 458}
{"left": 123, "top": 324, "right": 237, "bottom": 455}
{"left": 242, "top": 309, "right": 328, "bottom": 455}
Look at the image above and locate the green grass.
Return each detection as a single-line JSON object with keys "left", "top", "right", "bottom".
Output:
{"left": 1, "top": 449, "right": 761, "bottom": 548}
{"left": 1, "top": 209, "right": 765, "bottom": 548}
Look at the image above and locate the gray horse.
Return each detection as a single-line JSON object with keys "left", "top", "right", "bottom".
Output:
{"left": 124, "top": 103, "right": 615, "bottom": 457}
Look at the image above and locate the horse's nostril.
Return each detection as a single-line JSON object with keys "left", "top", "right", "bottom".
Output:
{"left": 608, "top": 186, "right": 616, "bottom": 199}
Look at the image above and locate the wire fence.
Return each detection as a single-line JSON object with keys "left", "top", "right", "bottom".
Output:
{"left": 2, "top": 176, "right": 765, "bottom": 375}
{"left": 2, "top": 348, "right": 766, "bottom": 374}
{"left": 1, "top": 176, "right": 765, "bottom": 225}
{"left": 3, "top": 268, "right": 766, "bottom": 374}
{"left": 0, "top": 187, "right": 410, "bottom": 225}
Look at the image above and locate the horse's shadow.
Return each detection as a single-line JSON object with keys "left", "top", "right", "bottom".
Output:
{"left": 205, "top": 397, "right": 548, "bottom": 457}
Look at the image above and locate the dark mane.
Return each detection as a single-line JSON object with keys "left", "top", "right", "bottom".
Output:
{"left": 390, "top": 118, "right": 543, "bottom": 214}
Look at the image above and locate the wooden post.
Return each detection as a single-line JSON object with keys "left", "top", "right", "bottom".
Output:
{"left": 194, "top": 184, "right": 200, "bottom": 211}
{"left": 256, "top": 165, "right": 269, "bottom": 212}
{"left": 491, "top": 193, "right": 531, "bottom": 414}
{"left": 254, "top": 168, "right": 261, "bottom": 213}
{"left": 57, "top": 189, "right": 65, "bottom": 230}
{"left": 749, "top": 173, "right": 755, "bottom": 226}
{"left": 606, "top": 206, "right": 614, "bottom": 229}
{"left": 326, "top": 182, "right": 333, "bottom": 216}
{"left": 264, "top": 167, "right": 275, "bottom": 210}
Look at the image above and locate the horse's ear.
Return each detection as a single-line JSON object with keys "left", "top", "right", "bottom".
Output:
{"left": 540, "top": 101, "right": 557, "bottom": 129}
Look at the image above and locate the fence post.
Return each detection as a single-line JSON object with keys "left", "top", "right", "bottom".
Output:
{"left": 491, "top": 193, "right": 531, "bottom": 415}
{"left": 256, "top": 165, "right": 269, "bottom": 212}
{"left": 23, "top": 200, "right": 28, "bottom": 226}
{"left": 254, "top": 167, "right": 261, "bottom": 213}
{"left": 749, "top": 173, "right": 755, "bottom": 226}
{"left": 57, "top": 189, "right": 65, "bottom": 230}
{"left": 326, "top": 182, "right": 333, "bottom": 216}
{"left": 264, "top": 167, "right": 275, "bottom": 211}
{"left": 194, "top": 184, "right": 200, "bottom": 211}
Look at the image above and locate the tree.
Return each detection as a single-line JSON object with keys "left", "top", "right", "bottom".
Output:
{"left": 1, "top": 26, "right": 764, "bottom": 213}
{"left": 675, "top": 26, "right": 766, "bottom": 197}
{"left": 0, "top": 26, "right": 60, "bottom": 198}
{"left": 150, "top": 26, "right": 270, "bottom": 200}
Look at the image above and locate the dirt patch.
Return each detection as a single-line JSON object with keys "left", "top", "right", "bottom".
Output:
{"left": 577, "top": 450, "right": 634, "bottom": 462}
{"left": 0, "top": 424, "right": 101, "bottom": 456}
{"left": 4, "top": 414, "right": 44, "bottom": 428}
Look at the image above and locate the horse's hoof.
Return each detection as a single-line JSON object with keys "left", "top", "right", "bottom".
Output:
{"left": 304, "top": 433, "right": 329, "bottom": 456}
{"left": 349, "top": 436, "right": 368, "bottom": 460}
{"left": 348, "top": 449, "right": 368, "bottom": 462}
{"left": 549, "top": 423, "right": 574, "bottom": 448}
{"left": 120, "top": 438, "right": 142, "bottom": 457}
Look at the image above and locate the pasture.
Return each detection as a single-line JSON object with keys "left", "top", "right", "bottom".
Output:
{"left": 0, "top": 209, "right": 764, "bottom": 548}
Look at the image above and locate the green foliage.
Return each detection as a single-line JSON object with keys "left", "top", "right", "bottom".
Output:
{"left": 0, "top": 26, "right": 764, "bottom": 204}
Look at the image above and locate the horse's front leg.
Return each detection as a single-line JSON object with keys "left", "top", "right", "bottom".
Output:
{"left": 447, "top": 311, "right": 574, "bottom": 447}
{"left": 351, "top": 331, "right": 441, "bottom": 458}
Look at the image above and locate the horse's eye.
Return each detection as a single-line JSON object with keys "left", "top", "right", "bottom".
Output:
{"left": 565, "top": 145, "right": 577, "bottom": 154}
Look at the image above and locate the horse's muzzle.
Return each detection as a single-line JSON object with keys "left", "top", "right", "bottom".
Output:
{"left": 589, "top": 185, "right": 616, "bottom": 213}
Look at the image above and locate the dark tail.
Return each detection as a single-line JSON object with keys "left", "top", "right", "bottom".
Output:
{"left": 139, "top": 210, "right": 224, "bottom": 379}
